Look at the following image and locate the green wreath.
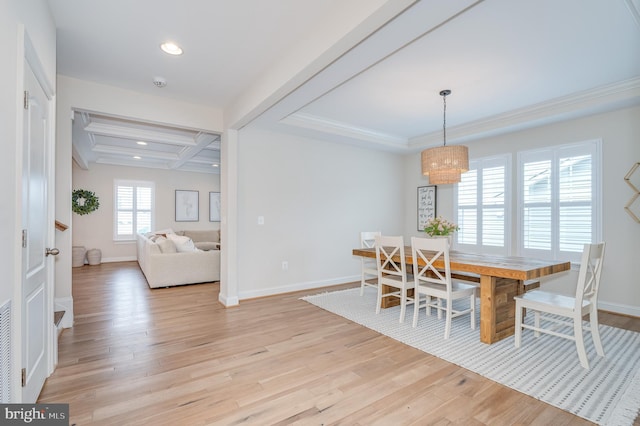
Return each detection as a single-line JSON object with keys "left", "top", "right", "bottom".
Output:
{"left": 72, "top": 189, "right": 100, "bottom": 215}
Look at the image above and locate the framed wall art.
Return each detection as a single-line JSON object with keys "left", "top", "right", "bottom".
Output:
{"left": 417, "top": 185, "right": 437, "bottom": 231}
{"left": 624, "top": 162, "right": 640, "bottom": 223}
{"left": 209, "top": 192, "right": 221, "bottom": 222}
{"left": 175, "top": 190, "right": 199, "bottom": 222}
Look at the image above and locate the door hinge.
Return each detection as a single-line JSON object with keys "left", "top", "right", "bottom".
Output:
{"left": 21, "top": 368, "right": 26, "bottom": 387}
{"left": 22, "top": 229, "right": 27, "bottom": 248}
{"left": 23, "top": 91, "right": 29, "bottom": 110}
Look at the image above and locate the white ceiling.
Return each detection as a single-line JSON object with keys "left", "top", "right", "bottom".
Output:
{"left": 48, "top": 0, "right": 640, "bottom": 173}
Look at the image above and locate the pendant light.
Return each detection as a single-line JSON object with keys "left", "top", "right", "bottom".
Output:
{"left": 421, "top": 89, "right": 469, "bottom": 184}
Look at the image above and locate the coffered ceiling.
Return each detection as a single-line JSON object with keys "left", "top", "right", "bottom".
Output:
{"left": 48, "top": 0, "right": 640, "bottom": 173}
{"left": 71, "top": 111, "right": 221, "bottom": 174}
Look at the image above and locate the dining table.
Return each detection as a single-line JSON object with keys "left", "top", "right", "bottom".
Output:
{"left": 352, "top": 246, "right": 571, "bottom": 344}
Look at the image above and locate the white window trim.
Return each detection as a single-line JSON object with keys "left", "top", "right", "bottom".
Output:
{"left": 516, "top": 139, "right": 602, "bottom": 263}
{"left": 113, "top": 179, "right": 155, "bottom": 241}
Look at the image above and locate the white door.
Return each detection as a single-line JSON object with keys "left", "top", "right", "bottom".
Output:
{"left": 21, "top": 62, "right": 54, "bottom": 402}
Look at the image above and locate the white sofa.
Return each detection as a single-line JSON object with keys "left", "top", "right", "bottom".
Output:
{"left": 136, "top": 230, "right": 220, "bottom": 288}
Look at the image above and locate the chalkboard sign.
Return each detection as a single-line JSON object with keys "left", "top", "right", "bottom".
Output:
{"left": 417, "top": 186, "right": 437, "bottom": 231}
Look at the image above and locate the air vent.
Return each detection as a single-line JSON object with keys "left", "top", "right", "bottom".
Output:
{"left": 0, "top": 300, "right": 11, "bottom": 402}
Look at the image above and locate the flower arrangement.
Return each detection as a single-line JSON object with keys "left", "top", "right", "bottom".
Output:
{"left": 424, "top": 216, "right": 459, "bottom": 237}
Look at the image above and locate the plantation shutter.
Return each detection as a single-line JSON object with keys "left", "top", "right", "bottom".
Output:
{"left": 457, "top": 169, "right": 477, "bottom": 245}
{"left": 482, "top": 165, "right": 505, "bottom": 247}
{"left": 136, "top": 186, "right": 152, "bottom": 234}
{"left": 114, "top": 180, "right": 155, "bottom": 240}
{"left": 116, "top": 184, "right": 134, "bottom": 238}
{"left": 558, "top": 154, "right": 593, "bottom": 252}
{"left": 519, "top": 141, "right": 600, "bottom": 262}
{"left": 455, "top": 155, "right": 510, "bottom": 255}
{"left": 522, "top": 159, "right": 552, "bottom": 250}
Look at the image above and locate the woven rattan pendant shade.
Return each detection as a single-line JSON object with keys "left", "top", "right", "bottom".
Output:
{"left": 420, "top": 89, "right": 468, "bottom": 184}
{"left": 421, "top": 145, "right": 469, "bottom": 184}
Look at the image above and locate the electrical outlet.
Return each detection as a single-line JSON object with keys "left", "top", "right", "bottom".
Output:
{"left": 258, "top": 216, "right": 264, "bottom": 225}
{"left": 281, "top": 261, "right": 288, "bottom": 271}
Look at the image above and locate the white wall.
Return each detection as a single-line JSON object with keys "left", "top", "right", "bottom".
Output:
{"left": 404, "top": 106, "right": 640, "bottom": 315}
{"left": 72, "top": 163, "right": 220, "bottom": 262}
{"left": 235, "top": 126, "right": 404, "bottom": 299}
{"left": 0, "top": 0, "right": 56, "bottom": 402}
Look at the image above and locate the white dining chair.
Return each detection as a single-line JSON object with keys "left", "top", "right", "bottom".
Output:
{"left": 411, "top": 236, "right": 476, "bottom": 339}
{"left": 360, "top": 231, "right": 381, "bottom": 296}
{"left": 514, "top": 242, "right": 606, "bottom": 369}
{"left": 375, "top": 235, "right": 413, "bottom": 323}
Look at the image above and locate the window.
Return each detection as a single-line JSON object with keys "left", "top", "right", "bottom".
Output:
{"left": 455, "top": 155, "right": 511, "bottom": 255}
{"left": 114, "top": 180, "right": 155, "bottom": 241}
{"left": 518, "top": 140, "right": 601, "bottom": 262}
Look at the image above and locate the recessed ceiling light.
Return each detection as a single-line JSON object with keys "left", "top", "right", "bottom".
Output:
{"left": 136, "top": 141, "right": 147, "bottom": 146}
{"left": 160, "top": 42, "right": 183, "bottom": 55}
{"left": 133, "top": 156, "right": 141, "bottom": 160}
{"left": 212, "top": 164, "right": 219, "bottom": 167}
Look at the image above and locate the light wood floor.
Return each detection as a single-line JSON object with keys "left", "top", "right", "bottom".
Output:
{"left": 38, "top": 261, "right": 639, "bottom": 425}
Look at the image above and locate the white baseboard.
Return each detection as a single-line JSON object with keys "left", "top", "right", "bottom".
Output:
{"left": 102, "top": 256, "right": 137, "bottom": 263}
{"left": 599, "top": 300, "right": 640, "bottom": 317}
{"left": 76, "top": 256, "right": 137, "bottom": 266}
{"left": 54, "top": 296, "right": 73, "bottom": 329}
{"left": 238, "top": 275, "right": 360, "bottom": 301}
{"left": 235, "top": 276, "right": 639, "bottom": 319}
{"left": 218, "top": 294, "right": 239, "bottom": 307}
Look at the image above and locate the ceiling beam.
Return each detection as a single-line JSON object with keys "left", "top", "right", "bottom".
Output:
{"left": 84, "top": 122, "right": 197, "bottom": 146}
{"left": 91, "top": 144, "right": 179, "bottom": 160}
{"left": 170, "top": 133, "right": 218, "bottom": 169}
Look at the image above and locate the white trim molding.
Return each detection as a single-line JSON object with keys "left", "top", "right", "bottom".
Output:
{"left": 599, "top": 300, "right": 640, "bottom": 318}
{"left": 410, "top": 77, "right": 640, "bottom": 150}
{"left": 281, "top": 112, "right": 407, "bottom": 148}
{"left": 238, "top": 275, "right": 360, "bottom": 301}
{"left": 102, "top": 256, "right": 137, "bottom": 263}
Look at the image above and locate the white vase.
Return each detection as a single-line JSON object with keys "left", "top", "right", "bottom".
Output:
{"left": 426, "top": 235, "right": 452, "bottom": 247}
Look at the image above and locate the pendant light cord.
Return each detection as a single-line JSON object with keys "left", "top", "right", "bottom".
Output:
{"left": 442, "top": 91, "right": 448, "bottom": 147}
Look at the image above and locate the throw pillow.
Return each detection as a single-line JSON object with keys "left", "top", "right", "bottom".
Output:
{"left": 156, "top": 237, "right": 177, "bottom": 253}
{"left": 151, "top": 228, "right": 175, "bottom": 237}
{"left": 167, "top": 234, "right": 197, "bottom": 253}
{"left": 195, "top": 241, "right": 219, "bottom": 251}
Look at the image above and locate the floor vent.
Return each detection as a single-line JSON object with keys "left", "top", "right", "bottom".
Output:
{"left": 0, "top": 300, "right": 11, "bottom": 402}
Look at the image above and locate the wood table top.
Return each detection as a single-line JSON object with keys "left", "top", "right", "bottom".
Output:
{"left": 352, "top": 246, "right": 571, "bottom": 281}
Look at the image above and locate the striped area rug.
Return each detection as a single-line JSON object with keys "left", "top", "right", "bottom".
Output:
{"left": 301, "top": 287, "right": 640, "bottom": 426}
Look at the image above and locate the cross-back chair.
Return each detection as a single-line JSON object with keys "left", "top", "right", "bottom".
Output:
{"left": 411, "top": 236, "right": 476, "bottom": 339}
{"left": 514, "top": 242, "right": 606, "bottom": 369}
{"left": 374, "top": 235, "right": 413, "bottom": 323}
{"left": 360, "top": 231, "right": 381, "bottom": 296}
